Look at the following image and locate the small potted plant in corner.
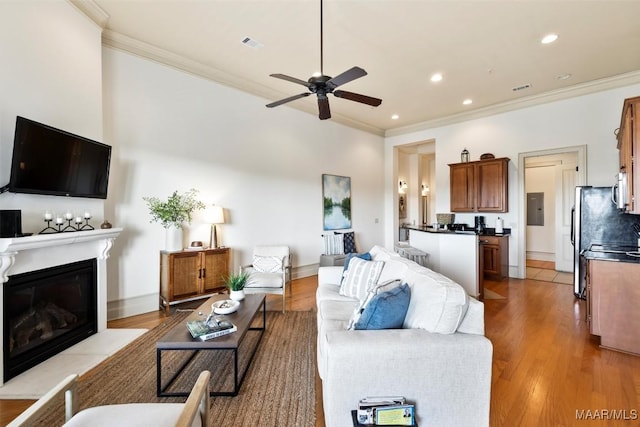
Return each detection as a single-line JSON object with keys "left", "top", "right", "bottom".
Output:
{"left": 225, "top": 271, "right": 249, "bottom": 301}
{"left": 143, "top": 189, "right": 206, "bottom": 251}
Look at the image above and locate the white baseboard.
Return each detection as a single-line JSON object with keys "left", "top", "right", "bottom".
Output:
{"left": 107, "top": 294, "right": 158, "bottom": 321}
{"left": 526, "top": 251, "right": 555, "bottom": 262}
{"left": 292, "top": 263, "right": 319, "bottom": 279}
{"left": 107, "top": 263, "right": 321, "bottom": 320}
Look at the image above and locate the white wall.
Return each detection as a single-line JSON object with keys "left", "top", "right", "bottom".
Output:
{"left": 102, "top": 48, "right": 385, "bottom": 316}
{"left": 525, "top": 166, "right": 555, "bottom": 258}
{"left": 385, "top": 83, "right": 640, "bottom": 277}
{"left": 0, "top": 1, "right": 105, "bottom": 230}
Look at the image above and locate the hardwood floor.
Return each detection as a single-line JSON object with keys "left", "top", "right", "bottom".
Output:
{"left": 3, "top": 274, "right": 640, "bottom": 426}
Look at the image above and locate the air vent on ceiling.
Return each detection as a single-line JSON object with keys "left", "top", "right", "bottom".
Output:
{"left": 512, "top": 83, "right": 532, "bottom": 92}
{"left": 241, "top": 37, "right": 264, "bottom": 49}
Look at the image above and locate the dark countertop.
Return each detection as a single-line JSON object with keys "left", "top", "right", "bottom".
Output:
{"left": 582, "top": 245, "right": 640, "bottom": 264}
{"left": 403, "top": 224, "right": 511, "bottom": 237}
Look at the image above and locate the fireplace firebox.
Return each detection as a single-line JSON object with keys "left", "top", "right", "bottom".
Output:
{"left": 3, "top": 259, "right": 97, "bottom": 381}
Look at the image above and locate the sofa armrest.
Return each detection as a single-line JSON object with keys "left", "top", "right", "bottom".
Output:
{"left": 318, "top": 266, "right": 344, "bottom": 285}
{"left": 322, "top": 329, "right": 492, "bottom": 427}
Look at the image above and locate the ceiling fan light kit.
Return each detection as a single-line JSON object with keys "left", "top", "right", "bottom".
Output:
{"left": 266, "top": 0, "right": 382, "bottom": 120}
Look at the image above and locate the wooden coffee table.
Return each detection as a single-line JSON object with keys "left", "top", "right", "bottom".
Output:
{"left": 156, "top": 293, "right": 266, "bottom": 397}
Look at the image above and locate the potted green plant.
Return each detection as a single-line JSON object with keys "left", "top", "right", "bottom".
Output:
{"left": 225, "top": 271, "right": 249, "bottom": 301}
{"left": 143, "top": 189, "right": 206, "bottom": 251}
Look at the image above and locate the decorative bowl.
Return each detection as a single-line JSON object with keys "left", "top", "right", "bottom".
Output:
{"left": 212, "top": 299, "right": 240, "bottom": 314}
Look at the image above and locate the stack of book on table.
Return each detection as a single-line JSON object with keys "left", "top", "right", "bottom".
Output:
{"left": 186, "top": 316, "right": 237, "bottom": 341}
{"left": 352, "top": 396, "right": 416, "bottom": 426}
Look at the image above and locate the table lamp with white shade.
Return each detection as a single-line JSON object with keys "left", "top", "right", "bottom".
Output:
{"left": 208, "top": 205, "right": 225, "bottom": 248}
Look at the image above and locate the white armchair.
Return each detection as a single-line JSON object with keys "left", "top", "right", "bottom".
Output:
{"left": 241, "top": 245, "right": 291, "bottom": 312}
{"left": 8, "top": 370, "right": 210, "bottom": 427}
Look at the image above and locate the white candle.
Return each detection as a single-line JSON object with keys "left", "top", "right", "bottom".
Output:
{"left": 84, "top": 211, "right": 91, "bottom": 219}
{"left": 55, "top": 217, "right": 64, "bottom": 224}
{"left": 65, "top": 212, "right": 73, "bottom": 220}
{"left": 44, "top": 212, "right": 53, "bottom": 220}
{"left": 75, "top": 216, "right": 83, "bottom": 224}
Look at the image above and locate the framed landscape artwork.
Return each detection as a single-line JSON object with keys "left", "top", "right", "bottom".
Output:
{"left": 322, "top": 174, "right": 351, "bottom": 230}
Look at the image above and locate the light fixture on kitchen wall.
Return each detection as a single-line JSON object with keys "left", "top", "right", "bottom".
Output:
{"left": 421, "top": 184, "right": 430, "bottom": 195}
{"left": 398, "top": 180, "right": 408, "bottom": 193}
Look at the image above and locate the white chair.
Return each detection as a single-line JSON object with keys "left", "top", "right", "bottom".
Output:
{"left": 8, "top": 370, "right": 210, "bottom": 427}
{"left": 241, "top": 245, "right": 291, "bottom": 312}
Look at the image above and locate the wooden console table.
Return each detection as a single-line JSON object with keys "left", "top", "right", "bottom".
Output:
{"left": 159, "top": 247, "right": 230, "bottom": 313}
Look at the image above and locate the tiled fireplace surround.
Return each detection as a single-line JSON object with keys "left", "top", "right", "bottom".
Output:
{"left": 0, "top": 228, "right": 121, "bottom": 386}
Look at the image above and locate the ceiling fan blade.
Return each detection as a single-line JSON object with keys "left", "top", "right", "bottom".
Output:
{"left": 266, "top": 92, "right": 311, "bottom": 108}
{"left": 318, "top": 96, "right": 331, "bottom": 120}
{"left": 325, "top": 66, "right": 367, "bottom": 90}
{"left": 269, "top": 74, "right": 313, "bottom": 88}
{"left": 333, "top": 90, "right": 382, "bottom": 107}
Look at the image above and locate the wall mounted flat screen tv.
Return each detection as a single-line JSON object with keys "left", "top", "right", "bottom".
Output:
{"left": 7, "top": 116, "right": 111, "bottom": 199}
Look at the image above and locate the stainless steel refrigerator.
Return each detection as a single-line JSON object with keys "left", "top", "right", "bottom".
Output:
{"left": 571, "top": 186, "right": 640, "bottom": 299}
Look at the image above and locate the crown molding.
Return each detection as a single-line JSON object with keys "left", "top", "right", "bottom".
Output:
{"left": 385, "top": 70, "right": 640, "bottom": 138}
{"left": 68, "top": 0, "right": 109, "bottom": 28}
{"left": 101, "top": 30, "right": 385, "bottom": 136}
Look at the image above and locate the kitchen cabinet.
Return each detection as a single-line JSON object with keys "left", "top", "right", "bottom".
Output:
{"left": 587, "top": 259, "right": 640, "bottom": 356}
{"left": 159, "top": 248, "right": 230, "bottom": 313}
{"left": 449, "top": 158, "right": 509, "bottom": 213}
{"left": 616, "top": 96, "right": 640, "bottom": 214}
{"left": 480, "top": 235, "right": 509, "bottom": 280}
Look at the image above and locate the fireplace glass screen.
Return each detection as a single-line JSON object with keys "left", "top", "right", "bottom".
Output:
{"left": 3, "top": 259, "right": 97, "bottom": 381}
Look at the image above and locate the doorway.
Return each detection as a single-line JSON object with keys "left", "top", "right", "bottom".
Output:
{"left": 517, "top": 146, "right": 586, "bottom": 278}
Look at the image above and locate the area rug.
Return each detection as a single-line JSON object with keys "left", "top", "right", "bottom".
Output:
{"left": 33, "top": 310, "right": 316, "bottom": 427}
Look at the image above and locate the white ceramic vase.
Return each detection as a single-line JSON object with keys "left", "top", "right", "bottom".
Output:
{"left": 229, "top": 290, "right": 245, "bottom": 301}
{"left": 165, "top": 225, "right": 183, "bottom": 252}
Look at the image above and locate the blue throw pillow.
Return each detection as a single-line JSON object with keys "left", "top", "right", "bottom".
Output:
{"left": 354, "top": 284, "right": 411, "bottom": 330}
{"left": 342, "top": 252, "right": 372, "bottom": 277}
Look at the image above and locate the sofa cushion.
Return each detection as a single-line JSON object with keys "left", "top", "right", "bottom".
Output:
{"left": 354, "top": 284, "right": 411, "bottom": 330}
{"left": 402, "top": 268, "right": 469, "bottom": 334}
{"left": 339, "top": 257, "right": 384, "bottom": 300}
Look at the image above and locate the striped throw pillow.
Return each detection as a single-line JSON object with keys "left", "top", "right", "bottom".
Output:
{"left": 323, "top": 234, "right": 344, "bottom": 255}
{"left": 339, "top": 257, "right": 384, "bottom": 301}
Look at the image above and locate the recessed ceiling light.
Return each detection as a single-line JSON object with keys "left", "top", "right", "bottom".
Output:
{"left": 391, "top": 114, "right": 399, "bottom": 120}
{"left": 557, "top": 73, "right": 572, "bottom": 80}
{"left": 541, "top": 34, "right": 558, "bottom": 44}
{"left": 430, "top": 73, "right": 443, "bottom": 83}
{"left": 463, "top": 99, "right": 473, "bottom": 105}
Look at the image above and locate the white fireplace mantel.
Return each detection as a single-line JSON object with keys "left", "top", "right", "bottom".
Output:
{"left": 0, "top": 228, "right": 122, "bottom": 282}
{"left": 0, "top": 228, "right": 122, "bottom": 386}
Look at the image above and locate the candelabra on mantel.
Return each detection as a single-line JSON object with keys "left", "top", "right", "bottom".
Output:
{"left": 40, "top": 211, "right": 95, "bottom": 234}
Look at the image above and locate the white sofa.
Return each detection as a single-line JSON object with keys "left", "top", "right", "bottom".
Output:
{"left": 316, "top": 245, "right": 492, "bottom": 427}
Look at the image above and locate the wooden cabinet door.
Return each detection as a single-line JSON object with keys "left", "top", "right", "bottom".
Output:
{"left": 617, "top": 97, "right": 640, "bottom": 214}
{"left": 482, "top": 244, "right": 499, "bottom": 275}
{"left": 170, "top": 252, "right": 200, "bottom": 300}
{"left": 202, "top": 249, "right": 229, "bottom": 293}
{"left": 476, "top": 159, "right": 508, "bottom": 212}
{"left": 588, "top": 259, "right": 640, "bottom": 355}
{"left": 450, "top": 163, "right": 475, "bottom": 212}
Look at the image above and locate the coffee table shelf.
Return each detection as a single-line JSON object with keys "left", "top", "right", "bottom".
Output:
{"left": 156, "top": 293, "right": 266, "bottom": 397}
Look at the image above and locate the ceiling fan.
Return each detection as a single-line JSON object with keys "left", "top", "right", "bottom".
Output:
{"left": 266, "top": 0, "right": 382, "bottom": 120}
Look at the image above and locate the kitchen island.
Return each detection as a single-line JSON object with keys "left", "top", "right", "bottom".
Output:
{"left": 408, "top": 227, "right": 481, "bottom": 299}
{"left": 405, "top": 225, "right": 510, "bottom": 300}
